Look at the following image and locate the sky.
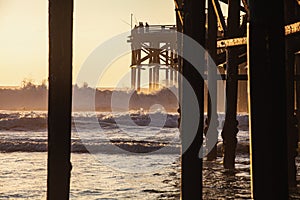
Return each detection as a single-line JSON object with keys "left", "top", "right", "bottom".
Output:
{"left": 0, "top": 0, "right": 176, "bottom": 87}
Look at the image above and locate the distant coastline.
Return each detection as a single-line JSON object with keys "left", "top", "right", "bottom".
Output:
{"left": 0, "top": 83, "right": 179, "bottom": 112}
{"left": 0, "top": 83, "right": 249, "bottom": 112}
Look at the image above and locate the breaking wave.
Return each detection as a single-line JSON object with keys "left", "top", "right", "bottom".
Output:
{"left": 0, "top": 111, "right": 249, "bottom": 153}
{"left": 0, "top": 110, "right": 179, "bottom": 132}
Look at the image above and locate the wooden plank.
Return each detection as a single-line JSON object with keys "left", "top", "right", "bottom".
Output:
{"left": 241, "top": 0, "right": 249, "bottom": 14}
{"left": 219, "top": 0, "right": 247, "bottom": 13}
{"left": 217, "top": 37, "right": 247, "bottom": 48}
{"left": 285, "top": 21, "right": 300, "bottom": 35}
{"left": 174, "top": 0, "right": 183, "bottom": 26}
{"left": 212, "top": 0, "right": 227, "bottom": 33}
{"left": 217, "top": 21, "right": 300, "bottom": 48}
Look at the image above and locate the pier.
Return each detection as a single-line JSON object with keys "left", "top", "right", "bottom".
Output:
{"left": 128, "top": 24, "right": 178, "bottom": 91}
{"left": 47, "top": 0, "right": 300, "bottom": 199}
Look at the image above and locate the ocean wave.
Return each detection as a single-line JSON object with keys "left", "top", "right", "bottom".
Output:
{"left": 0, "top": 111, "right": 250, "bottom": 153}
{"left": 0, "top": 138, "right": 250, "bottom": 154}
{"left": 0, "top": 111, "right": 180, "bottom": 131}
{"left": 0, "top": 138, "right": 179, "bottom": 154}
{"left": 0, "top": 111, "right": 47, "bottom": 131}
{"left": 97, "top": 111, "right": 179, "bottom": 128}
{"left": 0, "top": 111, "right": 249, "bottom": 132}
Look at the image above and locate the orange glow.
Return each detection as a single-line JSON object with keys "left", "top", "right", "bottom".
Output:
{"left": 0, "top": 0, "right": 175, "bottom": 87}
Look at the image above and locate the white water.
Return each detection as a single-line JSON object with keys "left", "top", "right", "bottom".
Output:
{"left": 0, "top": 110, "right": 250, "bottom": 199}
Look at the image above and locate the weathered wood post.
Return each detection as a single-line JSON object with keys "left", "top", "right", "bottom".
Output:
{"left": 295, "top": 52, "right": 300, "bottom": 155}
{"left": 296, "top": 52, "right": 300, "bottom": 149}
{"left": 206, "top": 0, "right": 218, "bottom": 161}
{"left": 47, "top": 0, "right": 73, "bottom": 199}
{"left": 181, "top": 0, "right": 205, "bottom": 199}
{"left": 284, "top": 0, "right": 300, "bottom": 188}
{"left": 248, "top": 0, "right": 289, "bottom": 198}
{"left": 221, "top": 0, "right": 240, "bottom": 170}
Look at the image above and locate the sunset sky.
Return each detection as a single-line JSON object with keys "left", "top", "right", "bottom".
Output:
{"left": 0, "top": 0, "right": 176, "bottom": 87}
{"left": 0, "top": 0, "right": 229, "bottom": 88}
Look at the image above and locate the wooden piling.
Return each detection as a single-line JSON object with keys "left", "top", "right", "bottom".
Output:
{"left": 296, "top": 53, "right": 300, "bottom": 145}
{"left": 284, "top": 0, "right": 300, "bottom": 188}
{"left": 47, "top": 0, "right": 73, "bottom": 199}
{"left": 285, "top": 33, "right": 299, "bottom": 190}
{"left": 221, "top": 0, "right": 240, "bottom": 170}
{"left": 181, "top": 0, "right": 205, "bottom": 199}
{"left": 248, "top": 0, "right": 289, "bottom": 198}
{"left": 206, "top": 0, "right": 218, "bottom": 161}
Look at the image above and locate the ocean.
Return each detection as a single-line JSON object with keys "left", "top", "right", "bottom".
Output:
{"left": 0, "top": 110, "right": 283, "bottom": 199}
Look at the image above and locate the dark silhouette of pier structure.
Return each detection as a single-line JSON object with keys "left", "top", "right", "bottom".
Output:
{"left": 47, "top": 0, "right": 300, "bottom": 199}
{"left": 128, "top": 23, "right": 179, "bottom": 91}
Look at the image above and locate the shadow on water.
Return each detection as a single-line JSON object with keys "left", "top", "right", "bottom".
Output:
{"left": 202, "top": 154, "right": 300, "bottom": 199}
{"left": 291, "top": 157, "right": 300, "bottom": 200}
{"left": 141, "top": 155, "right": 252, "bottom": 199}
{"left": 142, "top": 159, "right": 181, "bottom": 200}
{"left": 141, "top": 153, "right": 300, "bottom": 199}
{"left": 203, "top": 155, "right": 251, "bottom": 199}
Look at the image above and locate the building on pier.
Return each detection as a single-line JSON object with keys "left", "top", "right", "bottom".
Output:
{"left": 127, "top": 23, "right": 178, "bottom": 92}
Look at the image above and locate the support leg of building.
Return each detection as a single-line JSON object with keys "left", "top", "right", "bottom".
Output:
{"left": 248, "top": 0, "right": 289, "bottom": 198}
{"left": 137, "top": 67, "right": 141, "bottom": 92}
{"left": 165, "top": 68, "right": 169, "bottom": 87}
{"left": 131, "top": 67, "right": 137, "bottom": 90}
{"left": 149, "top": 68, "right": 153, "bottom": 91}
{"left": 181, "top": 0, "right": 205, "bottom": 199}
{"left": 152, "top": 67, "right": 156, "bottom": 90}
{"left": 170, "top": 68, "right": 174, "bottom": 87}
{"left": 47, "top": 0, "right": 73, "bottom": 199}
{"left": 155, "top": 66, "right": 160, "bottom": 89}
{"left": 221, "top": 0, "right": 240, "bottom": 170}
{"left": 174, "top": 70, "right": 178, "bottom": 87}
